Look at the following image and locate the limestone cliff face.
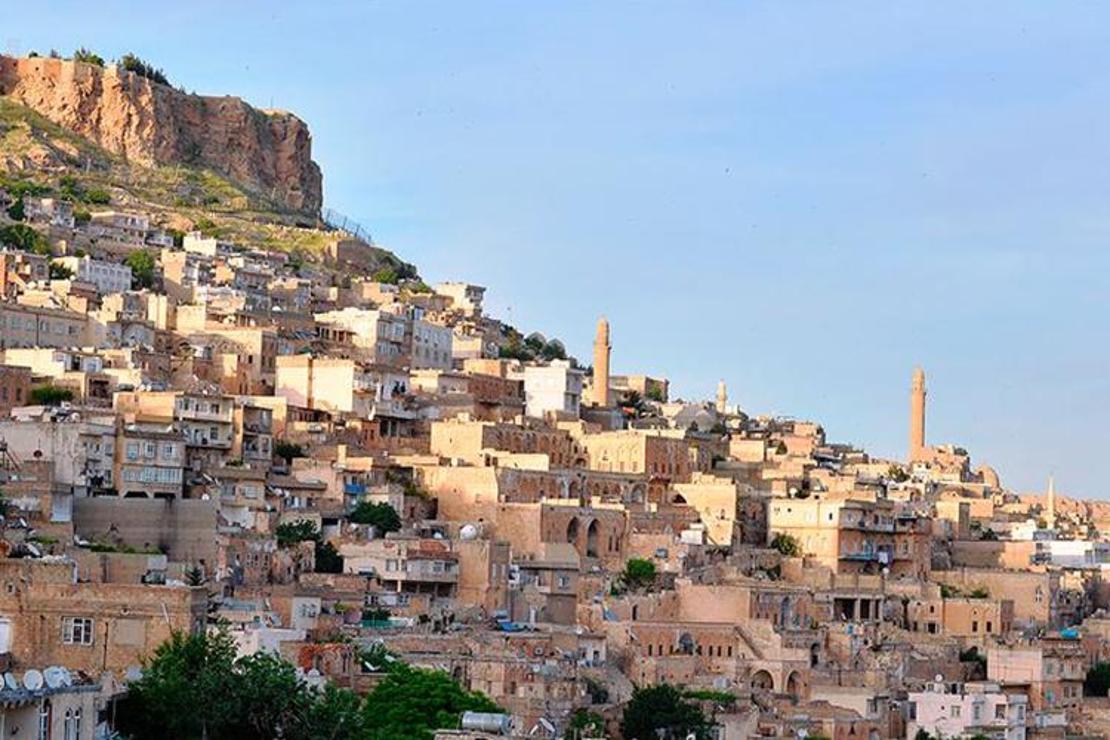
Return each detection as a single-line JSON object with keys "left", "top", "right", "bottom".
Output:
{"left": 0, "top": 55, "right": 322, "bottom": 215}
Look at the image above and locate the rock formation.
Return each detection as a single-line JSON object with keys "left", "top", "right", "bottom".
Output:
{"left": 0, "top": 55, "right": 322, "bottom": 215}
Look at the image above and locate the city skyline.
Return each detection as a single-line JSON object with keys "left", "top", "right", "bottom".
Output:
{"left": 9, "top": 1, "right": 1108, "bottom": 497}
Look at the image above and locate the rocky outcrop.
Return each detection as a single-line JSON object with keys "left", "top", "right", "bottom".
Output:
{"left": 0, "top": 55, "right": 322, "bottom": 215}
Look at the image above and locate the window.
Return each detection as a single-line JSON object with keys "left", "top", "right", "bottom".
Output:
{"left": 995, "top": 704, "right": 1006, "bottom": 720}
{"left": 162, "top": 443, "right": 176, "bottom": 459}
{"left": 62, "top": 616, "right": 94, "bottom": 645}
{"left": 39, "top": 701, "right": 51, "bottom": 740}
{"left": 144, "top": 442, "right": 156, "bottom": 458}
{"left": 126, "top": 443, "right": 139, "bottom": 461}
{"left": 986, "top": 620, "right": 993, "bottom": 633}
{"left": 972, "top": 620, "right": 978, "bottom": 633}
{"left": 951, "top": 705, "right": 961, "bottom": 718}
{"left": 973, "top": 704, "right": 981, "bottom": 722}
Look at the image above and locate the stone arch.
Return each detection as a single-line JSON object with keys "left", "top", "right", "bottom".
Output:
{"left": 750, "top": 669, "right": 774, "bottom": 692}
{"left": 586, "top": 519, "right": 599, "bottom": 558}
{"left": 785, "top": 671, "right": 803, "bottom": 698}
{"left": 809, "top": 642, "right": 821, "bottom": 668}
{"left": 677, "top": 633, "right": 696, "bottom": 655}
{"left": 566, "top": 517, "right": 579, "bottom": 545}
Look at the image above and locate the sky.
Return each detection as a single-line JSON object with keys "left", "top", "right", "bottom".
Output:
{"left": 8, "top": 2, "right": 1110, "bottom": 498}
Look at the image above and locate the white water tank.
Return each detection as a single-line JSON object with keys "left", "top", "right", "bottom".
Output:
{"left": 460, "top": 712, "right": 511, "bottom": 735}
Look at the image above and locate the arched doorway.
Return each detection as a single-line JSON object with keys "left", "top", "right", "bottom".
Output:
{"left": 586, "top": 520, "right": 599, "bottom": 558}
{"left": 785, "top": 671, "right": 803, "bottom": 698}
{"left": 566, "top": 518, "right": 579, "bottom": 545}
{"left": 750, "top": 670, "right": 774, "bottom": 693}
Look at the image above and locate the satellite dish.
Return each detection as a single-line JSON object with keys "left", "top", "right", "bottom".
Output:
{"left": 3, "top": 673, "right": 18, "bottom": 690}
{"left": 59, "top": 667, "right": 72, "bottom": 686}
{"left": 935, "top": 674, "right": 944, "bottom": 682}
{"left": 44, "top": 667, "right": 64, "bottom": 689}
{"left": 124, "top": 666, "right": 143, "bottom": 682}
{"left": 23, "top": 669, "right": 44, "bottom": 691}
{"left": 460, "top": 524, "right": 479, "bottom": 540}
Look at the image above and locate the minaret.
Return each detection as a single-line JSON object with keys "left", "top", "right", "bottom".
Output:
{"left": 1046, "top": 475, "right": 1056, "bottom": 530}
{"left": 593, "top": 317, "right": 611, "bottom": 407}
{"left": 716, "top": 379, "right": 728, "bottom": 414}
{"left": 909, "top": 367, "right": 926, "bottom": 461}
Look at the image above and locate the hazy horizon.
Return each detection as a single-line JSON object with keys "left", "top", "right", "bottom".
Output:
{"left": 8, "top": 2, "right": 1108, "bottom": 498}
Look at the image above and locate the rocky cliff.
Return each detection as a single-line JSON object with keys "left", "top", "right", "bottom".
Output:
{"left": 0, "top": 55, "right": 322, "bottom": 215}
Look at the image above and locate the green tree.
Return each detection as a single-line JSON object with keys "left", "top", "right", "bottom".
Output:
{"left": 275, "top": 441, "right": 307, "bottom": 464}
{"left": 116, "top": 629, "right": 242, "bottom": 739}
{"left": 120, "top": 52, "right": 170, "bottom": 85}
{"left": 622, "top": 558, "right": 657, "bottom": 590}
{"left": 49, "top": 261, "right": 74, "bottom": 280}
{"left": 1085, "top": 662, "right": 1110, "bottom": 696}
{"left": 371, "top": 267, "right": 399, "bottom": 284}
{"left": 622, "top": 684, "right": 709, "bottom": 740}
{"left": 6, "top": 196, "right": 25, "bottom": 221}
{"left": 349, "top": 501, "right": 402, "bottom": 534}
{"left": 0, "top": 223, "right": 49, "bottom": 253}
{"left": 567, "top": 708, "right": 606, "bottom": 738}
{"left": 125, "top": 249, "right": 157, "bottom": 289}
{"left": 770, "top": 532, "right": 802, "bottom": 557}
{"left": 361, "top": 663, "right": 500, "bottom": 740}
{"left": 72, "top": 47, "right": 105, "bottom": 67}
{"left": 315, "top": 541, "right": 343, "bottom": 574}
{"left": 276, "top": 519, "right": 319, "bottom": 547}
{"left": 304, "top": 683, "right": 364, "bottom": 740}
{"left": 229, "top": 651, "right": 315, "bottom": 739}
{"left": 29, "top": 386, "right": 74, "bottom": 406}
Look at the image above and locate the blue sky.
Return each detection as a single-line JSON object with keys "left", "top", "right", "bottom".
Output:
{"left": 9, "top": 2, "right": 1110, "bottom": 497}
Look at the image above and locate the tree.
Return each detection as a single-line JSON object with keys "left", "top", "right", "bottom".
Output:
{"left": 315, "top": 541, "right": 343, "bottom": 574}
{"left": 0, "top": 223, "right": 49, "bottom": 253}
{"left": 72, "top": 47, "right": 105, "bottom": 67}
{"left": 622, "top": 684, "right": 710, "bottom": 740}
{"left": 120, "top": 52, "right": 170, "bottom": 85}
{"left": 276, "top": 519, "right": 319, "bottom": 548}
{"left": 360, "top": 663, "right": 501, "bottom": 740}
{"left": 125, "top": 249, "right": 157, "bottom": 289}
{"left": 29, "top": 386, "right": 74, "bottom": 406}
{"left": 6, "top": 196, "right": 25, "bottom": 221}
{"left": 567, "top": 708, "right": 606, "bottom": 738}
{"left": 622, "top": 558, "right": 657, "bottom": 591}
{"left": 275, "top": 441, "right": 307, "bottom": 464}
{"left": 1086, "top": 662, "right": 1110, "bottom": 697}
{"left": 770, "top": 532, "right": 802, "bottom": 557}
{"left": 116, "top": 629, "right": 242, "bottom": 739}
{"left": 371, "top": 267, "right": 399, "bottom": 285}
{"left": 349, "top": 501, "right": 402, "bottom": 534}
{"left": 49, "top": 261, "right": 74, "bottom": 280}
{"left": 117, "top": 628, "right": 365, "bottom": 739}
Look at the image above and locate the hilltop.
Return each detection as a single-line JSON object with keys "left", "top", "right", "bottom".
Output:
{"left": 0, "top": 53, "right": 412, "bottom": 276}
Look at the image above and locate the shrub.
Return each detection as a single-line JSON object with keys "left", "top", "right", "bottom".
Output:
{"left": 275, "top": 520, "right": 319, "bottom": 547}
{"left": 29, "top": 386, "right": 73, "bottom": 406}
{"left": 119, "top": 53, "right": 170, "bottom": 85}
{"left": 349, "top": 501, "right": 402, "bottom": 534}
{"left": 72, "top": 48, "right": 105, "bottom": 67}
{"left": 124, "top": 249, "right": 156, "bottom": 289}
{"left": 274, "top": 441, "right": 306, "bottom": 464}
{"left": 622, "top": 558, "right": 657, "bottom": 590}
{"left": 770, "top": 532, "right": 802, "bottom": 557}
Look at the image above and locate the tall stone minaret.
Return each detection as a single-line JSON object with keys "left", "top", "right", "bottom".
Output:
{"left": 716, "top": 379, "right": 728, "bottom": 414}
{"left": 1046, "top": 475, "right": 1056, "bottom": 529}
{"left": 909, "top": 367, "right": 926, "bottom": 461}
{"left": 593, "top": 317, "right": 611, "bottom": 407}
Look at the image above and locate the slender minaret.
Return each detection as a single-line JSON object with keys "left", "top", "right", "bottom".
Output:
{"left": 1046, "top": 475, "right": 1056, "bottom": 530}
{"left": 909, "top": 367, "right": 926, "bottom": 461}
{"left": 716, "top": 379, "right": 728, "bottom": 414}
{"left": 593, "top": 317, "right": 611, "bottom": 407}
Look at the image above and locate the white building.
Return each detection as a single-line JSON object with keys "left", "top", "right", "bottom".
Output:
{"left": 410, "top": 319, "right": 453, "bottom": 370}
{"left": 906, "top": 680, "right": 1027, "bottom": 740}
{"left": 518, "top": 360, "right": 583, "bottom": 419}
{"left": 56, "top": 255, "right": 132, "bottom": 294}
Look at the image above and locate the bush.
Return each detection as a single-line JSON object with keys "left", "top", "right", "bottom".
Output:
{"left": 49, "top": 261, "right": 74, "bottom": 280}
{"left": 275, "top": 520, "right": 319, "bottom": 548}
{"left": 622, "top": 558, "right": 657, "bottom": 590}
{"left": 770, "top": 532, "right": 802, "bottom": 557}
{"left": 274, "top": 441, "right": 306, "bottom": 464}
{"left": 29, "top": 386, "right": 74, "bottom": 406}
{"left": 0, "top": 224, "right": 49, "bottom": 253}
{"left": 119, "top": 53, "right": 170, "bottom": 85}
{"left": 622, "top": 684, "right": 709, "bottom": 740}
{"left": 349, "top": 501, "right": 402, "bottom": 534}
{"left": 72, "top": 48, "right": 105, "bottom": 67}
{"left": 124, "top": 249, "right": 156, "bottom": 289}
{"left": 85, "top": 188, "right": 111, "bottom": 205}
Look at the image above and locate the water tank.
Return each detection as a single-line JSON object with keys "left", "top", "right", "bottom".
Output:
{"left": 460, "top": 712, "right": 511, "bottom": 735}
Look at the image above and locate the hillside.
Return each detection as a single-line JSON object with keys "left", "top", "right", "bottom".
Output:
{"left": 0, "top": 90, "right": 411, "bottom": 275}
{"left": 0, "top": 54, "right": 320, "bottom": 214}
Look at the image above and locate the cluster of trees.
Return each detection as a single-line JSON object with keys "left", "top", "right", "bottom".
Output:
{"left": 274, "top": 520, "right": 342, "bottom": 574}
{"left": 71, "top": 47, "right": 105, "bottom": 67}
{"left": 0, "top": 223, "right": 50, "bottom": 255}
{"left": 120, "top": 52, "right": 170, "bottom": 85}
{"left": 370, "top": 262, "right": 419, "bottom": 285}
{"left": 349, "top": 500, "right": 402, "bottom": 534}
{"left": 58, "top": 175, "right": 111, "bottom": 205}
{"left": 622, "top": 684, "right": 711, "bottom": 739}
{"left": 498, "top": 331, "right": 568, "bottom": 362}
{"left": 118, "top": 629, "right": 501, "bottom": 739}
{"left": 124, "top": 249, "right": 157, "bottom": 289}
{"left": 28, "top": 385, "right": 74, "bottom": 406}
